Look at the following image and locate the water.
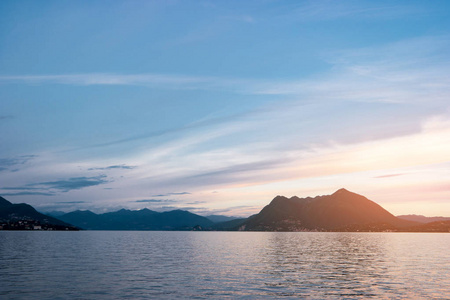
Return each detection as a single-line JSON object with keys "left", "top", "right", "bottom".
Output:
{"left": 0, "top": 231, "right": 449, "bottom": 299}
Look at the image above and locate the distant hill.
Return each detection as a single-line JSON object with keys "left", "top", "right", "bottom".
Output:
{"left": 44, "top": 210, "right": 67, "bottom": 217}
{"left": 205, "top": 215, "right": 239, "bottom": 223}
{"left": 211, "top": 218, "right": 247, "bottom": 230}
{"left": 0, "top": 196, "right": 77, "bottom": 230}
{"left": 59, "top": 208, "right": 214, "bottom": 230}
{"left": 239, "top": 189, "right": 416, "bottom": 231}
{"left": 403, "top": 220, "right": 450, "bottom": 232}
{"left": 404, "top": 220, "right": 450, "bottom": 232}
{"left": 396, "top": 214, "right": 450, "bottom": 223}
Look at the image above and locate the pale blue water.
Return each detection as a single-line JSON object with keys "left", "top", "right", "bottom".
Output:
{"left": 0, "top": 231, "right": 449, "bottom": 299}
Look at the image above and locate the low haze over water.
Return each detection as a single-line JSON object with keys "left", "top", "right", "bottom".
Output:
{"left": 1, "top": 231, "right": 449, "bottom": 299}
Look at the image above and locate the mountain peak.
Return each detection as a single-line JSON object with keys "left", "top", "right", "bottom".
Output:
{"left": 241, "top": 189, "right": 409, "bottom": 231}
{"left": 332, "top": 188, "right": 351, "bottom": 195}
{"left": 0, "top": 196, "right": 13, "bottom": 207}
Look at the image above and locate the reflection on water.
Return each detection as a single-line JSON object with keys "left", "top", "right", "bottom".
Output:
{"left": 0, "top": 231, "right": 449, "bottom": 299}
{"left": 260, "top": 233, "right": 390, "bottom": 297}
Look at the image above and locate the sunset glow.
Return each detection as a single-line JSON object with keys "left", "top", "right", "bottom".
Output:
{"left": 1, "top": 0, "right": 449, "bottom": 217}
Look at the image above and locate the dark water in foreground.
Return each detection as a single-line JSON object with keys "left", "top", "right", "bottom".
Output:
{"left": 0, "top": 231, "right": 449, "bottom": 299}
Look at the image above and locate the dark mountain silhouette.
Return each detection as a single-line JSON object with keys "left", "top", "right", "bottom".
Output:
{"left": 3, "top": 191, "right": 447, "bottom": 232}
{"left": 0, "top": 196, "right": 76, "bottom": 229}
{"left": 396, "top": 214, "right": 450, "bottom": 223}
{"left": 206, "top": 215, "right": 239, "bottom": 223}
{"left": 0, "top": 196, "right": 13, "bottom": 207}
{"left": 239, "top": 189, "right": 416, "bottom": 231}
{"left": 61, "top": 210, "right": 103, "bottom": 229}
{"left": 59, "top": 208, "right": 214, "bottom": 230}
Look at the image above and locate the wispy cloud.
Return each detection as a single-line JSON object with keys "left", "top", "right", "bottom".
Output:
{"left": 374, "top": 174, "right": 404, "bottom": 179}
{"left": 134, "top": 199, "right": 175, "bottom": 203}
{"left": 130, "top": 112, "right": 450, "bottom": 197}
{"left": 88, "top": 164, "right": 136, "bottom": 171}
{"left": 292, "top": 1, "right": 423, "bottom": 21}
{"left": 0, "top": 155, "right": 37, "bottom": 172}
{"left": 68, "top": 111, "right": 250, "bottom": 151}
{"left": 185, "top": 201, "right": 207, "bottom": 205}
{"left": 31, "top": 175, "right": 109, "bottom": 192}
{"left": 160, "top": 158, "right": 290, "bottom": 188}
{"left": 2, "top": 36, "right": 448, "bottom": 106}
{"left": 0, "top": 191, "right": 55, "bottom": 196}
{"left": 1, "top": 175, "right": 109, "bottom": 195}
{"left": 0, "top": 73, "right": 245, "bottom": 91}
{"left": 257, "top": 36, "right": 450, "bottom": 105}
{"left": 152, "top": 192, "right": 191, "bottom": 197}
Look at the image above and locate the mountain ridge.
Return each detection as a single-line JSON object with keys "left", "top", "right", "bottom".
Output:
{"left": 396, "top": 214, "right": 450, "bottom": 223}
{"left": 2, "top": 190, "right": 449, "bottom": 232}
{"left": 0, "top": 196, "right": 77, "bottom": 230}
{"left": 58, "top": 208, "right": 214, "bottom": 230}
{"left": 239, "top": 189, "right": 418, "bottom": 231}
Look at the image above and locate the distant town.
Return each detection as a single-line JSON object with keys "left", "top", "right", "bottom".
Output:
{"left": 0, "top": 219, "right": 78, "bottom": 231}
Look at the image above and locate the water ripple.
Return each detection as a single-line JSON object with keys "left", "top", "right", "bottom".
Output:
{"left": 0, "top": 231, "right": 449, "bottom": 299}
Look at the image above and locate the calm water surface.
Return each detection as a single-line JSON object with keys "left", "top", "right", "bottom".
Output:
{"left": 0, "top": 231, "right": 449, "bottom": 299}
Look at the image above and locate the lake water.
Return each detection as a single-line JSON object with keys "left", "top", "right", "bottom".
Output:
{"left": 0, "top": 231, "right": 449, "bottom": 299}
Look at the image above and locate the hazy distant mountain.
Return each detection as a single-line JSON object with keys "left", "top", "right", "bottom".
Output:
{"left": 404, "top": 220, "right": 450, "bottom": 232}
{"left": 211, "top": 218, "right": 247, "bottom": 230}
{"left": 239, "top": 189, "right": 416, "bottom": 231}
{"left": 61, "top": 210, "right": 103, "bottom": 229}
{"left": 44, "top": 210, "right": 67, "bottom": 217}
{"left": 0, "top": 196, "right": 76, "bottom": 229}
{"left": 205, "top": 215, "right": 239, "bottom": 223}
{"left": 396, "top": 214, "right": 450, "bottom": 223}
{"left": 59, "top": 208, "right": 214, "bottom": 230}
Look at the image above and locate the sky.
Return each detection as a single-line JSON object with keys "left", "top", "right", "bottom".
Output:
{"left": 1, "top": 0, "right": 450, "bottom": 217}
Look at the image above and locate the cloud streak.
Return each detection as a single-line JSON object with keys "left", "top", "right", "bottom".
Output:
{"left": 0, "top": 191, "right": 55, "bottom": 196}
{"left": 281, "top": 1, "right": 424, "bottom": 22}
{"left": 1, "top": 175, "right": 109, "bottom": 196}
{"left": 134, "top": 199, "right": 175, "bottom": 203}
{"left": 0, "top": 155, "right": 37, "bottom": 172}
{"left": 88, "top": 164, "right": 136, "bottom": 171}
{"left": 0, "top": 73, "right": 252, "bottom": 93}
{"left": 30, "top": 175, "right": 109, "bottom": 192}
{"left": 152, "top": 192, "right": 191, "bottom": 197}
{"left": 2, "top": 35, "right": 449, "bottom": 109}
{"left": 374, "top": 174, "right": 404, "bottom": 179}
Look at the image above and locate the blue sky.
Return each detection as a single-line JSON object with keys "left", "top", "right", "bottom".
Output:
{"left": 1, "top": 0, "right": 450, "bottom": 216}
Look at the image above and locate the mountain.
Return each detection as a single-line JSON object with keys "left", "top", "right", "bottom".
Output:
{"left": 396, "top": 214, "right": 450, "bottom": 223}
{"left": 0, "top": 196, "right": 13, "bottom": 207}
{"left": 211, "top": 218, "right": 247, "bottom": 231}
{"left": 405, "top": 220, "right": 450, "bottom": 232}
{"left": 58, "top": 208, "right": 214, "bottom": 230}
{"left": 44, "top": 210, "right": 67, "bottom": 217}
{"left": 239, "top": 189, "right": 416, "bottom": 231}
{"left": 0, "top": 196, "right": 77, "bottom": 230}
{"left": 60, "top": 210, "right": 103, "bottom": 229}
{"left": 205, "top": 215, "right": 239, "bottom": 223}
